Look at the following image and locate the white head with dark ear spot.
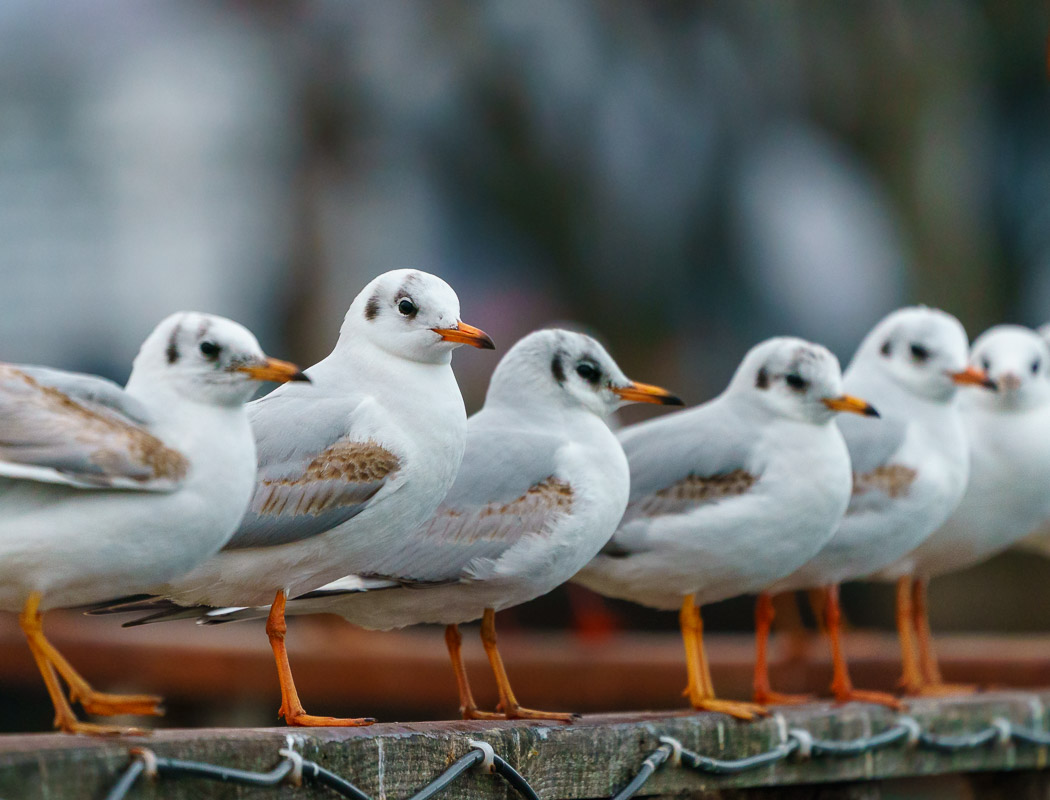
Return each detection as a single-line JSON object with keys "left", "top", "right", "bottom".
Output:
{"left": 729, "top": 337, "right": 879, "bottom": 424}
{"left": 967, "top": 325, "right": 1050, "bottom": 412}
{"left": 342, "top": 269, "right": 494, "bottom": 364}
{"left": 853, "top": 306, "right": 992, "bottom": 402}
{"left": 127, "top": 312, "right": 308, "bottom": 406}
{"left": 484, "top": 328, "right": 682, "bottom": 418}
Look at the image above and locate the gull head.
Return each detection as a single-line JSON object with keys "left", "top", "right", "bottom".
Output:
{"left": 855, "top": 306, "right": 991, "bottom": 402}
{"left": 485, "top": 328, "right": 682, "bottom": 418}
{"left": 968, "top": 324, "right": 1050, "bottom": 411}
{"left": 343, "top": 269, "right": 493, "bottom": 364}
{"left": 730, "top": 337, "right": 878, "bottom": 424}
{"left": 130, "top": 312, "right": 308, "bottom": 406}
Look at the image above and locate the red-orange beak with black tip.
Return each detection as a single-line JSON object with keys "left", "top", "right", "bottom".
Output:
{"left": 822, "top": 394, "right": 879, "bottom": 417}
{"left": 613, "top": 381, "right": 684, "bottom": 406}
{"left": 949, "top": 365, "right": 997, "bottom": 390}
{"left": 237, "top": 358, "right": 310, "bottom": 383}
{"left": 432, "top": 321, "right": 495, "bottom": 350}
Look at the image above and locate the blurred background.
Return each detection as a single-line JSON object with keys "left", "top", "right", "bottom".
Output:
{"left": 3, "top": 0, "right": 1050, "bottom": 733}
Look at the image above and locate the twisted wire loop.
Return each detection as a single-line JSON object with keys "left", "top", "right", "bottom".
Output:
{"left": 101, "top": 716, "right": 1050, "bottom": 800}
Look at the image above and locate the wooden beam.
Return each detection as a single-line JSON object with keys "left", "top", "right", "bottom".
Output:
{"left": 4, "top": 694, "right": 1050, "bottom": 799}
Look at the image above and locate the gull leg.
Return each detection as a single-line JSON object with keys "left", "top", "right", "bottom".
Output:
{"left": 20, "top": 593, "right": 147, "bottom": 735}
{"left": 680, "top": 595, "right": 767, "bottom": 720}
{"left": 479, "top": 608, "right": 576, "bottom": 722}
{"left": 826, "top": 584, "right": 903, "bottom": 709}
{"left": 445, "top": 624, "right": 498, "bottom": 720}
{"left": 775, "top": 591, "right": 813, "bottom": 664}
{"left": 895, "top": 576, "right": 924, "bottom": 695}
{"left": 912, "top": 578, "right": 976, "bottom": 696}
{"left": 266, "top": 590, "right": 374, "bottom": 727}
{"left": 752, "top": 593, "right": 812, "bottom": 706}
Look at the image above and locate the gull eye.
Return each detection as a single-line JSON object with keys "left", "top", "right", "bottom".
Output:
{"left": 1033, "top": 360, "right": 1041, "bottom": 375}
{"left": 199, "top": 341, "right": 221, "bottom": 360}
{"left": 784, "top": 373, "right": 808, "bottom": 391}
{"left": 910, "top": 343, "right": 930, "bottom": 363}
{"left": 575, "top": 362, "right": 601, "bottom": 384}
{"left": 397, "top": 298, "right": 418, "bottom": 317}
{"left": 880, "top": 340, "right": 892, "bottom": 357}
{"left": 982, "top": 357, "right": 991, "bottom": 373}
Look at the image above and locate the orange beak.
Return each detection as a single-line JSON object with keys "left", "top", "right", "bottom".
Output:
{"left": 432, "top": 321, "right": 495, "bottom": 350}
{"left": 613, "top": 381, "right": 684, "bottom": 406}
{"left": 822, "top": 394, "right": 880, "bottom": 417}
{"left": 949, "top": 365, "right": 997, "bottom": 390}
{"left": 237, "top": 357, "right": 310, "bottom": 383}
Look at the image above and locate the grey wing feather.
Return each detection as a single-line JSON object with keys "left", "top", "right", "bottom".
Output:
{"left": 223, "top": 390, "right": 402, "bottom": 550}
{"left": 618, "top": 401, "right": 753, "bottom": 519}
{"left": 18, "top": 366, "right": 153, "bottom": 424}
{"left": 836, "top": 411, "right": 908, "bottom": 475}
{"left": 361, "top": 422, "right": 573, "bottom": 583}
{"left": 0, "top": 364, "right": 187, "bottom": 491}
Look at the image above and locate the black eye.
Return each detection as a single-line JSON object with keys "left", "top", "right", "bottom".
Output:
{"left": 1033, "top": 360, "right": 1041, "bottom": 375}
{"left": 397, "top": 298, "right": 418, "bottom": 317}
{"left": 785, "top": 374, "right": 808, "bottom": 391}
{"left": 576, "top": 363, "right": 601, "bottom": 384}
{"left": 982, "top": 357, "right": 991, "bottom": 373}
{"left": 199, "top": 341, "right": 221, "bottom": 360}
{"left": 910, "top": 343, "right": 930, "bottom": 362}
{"left": 880, "top": 340, "right": 892, "bottom": 357}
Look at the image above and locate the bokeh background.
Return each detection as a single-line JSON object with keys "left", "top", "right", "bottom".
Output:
{"left": 3, "top": 0, "right": 1050, "bottom": 734}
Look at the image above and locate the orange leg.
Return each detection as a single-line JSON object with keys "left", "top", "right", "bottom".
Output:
{"left": 752, "top": 593, "right": 812, "bottom": 706}
{"left": 266, "top": 590, "right": 374, "bottom": 727}
{"left": 912, "top": 578, "right": 975, "bottom": 696}
{"left": 20, "top": 593, "right": 149, "bottom": 735}
{"left": 679, "top": 595, "right": 768, "bottom": 720}
{"left": 773, "top": 591, "right": 813, "bottom": 664}
{"left": 477, "top": 608, "right": 576, "bottom": 722}
{"left": 825, "top": 584, "right": 903, "bottom": 709}
{"left": 444, "top": 624, "right": 488, "bottom": 719}
{"left": 895, "top": 576, "right": 924, "bottom": 694}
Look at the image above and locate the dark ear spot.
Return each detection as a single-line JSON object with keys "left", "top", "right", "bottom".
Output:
{"left": 364, "top": 293, "right": 381, "bottom": 321}
{"left": 551, "top": 353, "right": 566, "bottom": 384}
{"left": 880, "top": 340, "right": 892, "bottom": 357}
{"left": 166, "top": 326, "right": 180, "bottom": 364}
{"left": 755, "top": 366, "right": 769, "bottom": 389}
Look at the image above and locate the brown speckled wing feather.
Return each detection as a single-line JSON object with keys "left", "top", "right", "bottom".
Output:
{"left": 0, "top": 365, "right": 187, "bottom": 490}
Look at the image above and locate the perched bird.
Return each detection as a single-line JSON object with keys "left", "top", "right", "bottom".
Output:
{"left": 139, "top": 329, "right": 681, "bottom": 722}
{"left": 1013, "top": 321, "right": 1050, "bottom": 559}
{"left": 0, "top": 312, "right": 306, "bottom": 735}
{"left": 875, "top": 325, "right": 1050, "bottom": 695}
{"left": 573, "top": 337, "right": 876, "bottom": 719}
{"left": 96, "top": 269, "right": 493, "bottom": 727}
{"left": 767, "top": 307, "right": 991, "bottom": 708}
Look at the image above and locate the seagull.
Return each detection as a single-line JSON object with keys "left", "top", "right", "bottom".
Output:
{"left": 95, "top": 269, "right": 494, "bottom": 728}
{"left": 129, "top": 328, "right": 681, "bottom": 722}
{"left": 873, "top": 324, "right": 1050, "bottom": 695}
{"left": 766, "top": 306, "right": 992, "bottom": 708}
{"left": 0, "top": 312, "right": 306, "bottom": 735}
{"left": 573, "top": 337, "right": 877, "bottom": 720}
{"left": 1013, "top": 321, "right": 1050, "bottom": 559}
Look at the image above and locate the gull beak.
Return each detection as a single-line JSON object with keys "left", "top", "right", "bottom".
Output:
{"left": 822, "top": 394, "right": 880, "bottom": 418}
{"left": 237, "top": 358, "right": 311, "bottom": 383}
{"left": 949, "top": 365, "right": 997, "bottom": 390}
{"left": 613, "top": 381, "right": 684, "bottom": 406}
{"left": 432, "top": 321, "right": 495, "bottom": 350}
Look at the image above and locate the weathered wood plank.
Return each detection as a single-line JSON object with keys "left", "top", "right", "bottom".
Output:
{"left": 3, "top": 693, "right": 1050, "bottom": 799}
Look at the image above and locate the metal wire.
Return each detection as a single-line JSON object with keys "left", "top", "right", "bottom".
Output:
{"left": 101, "top": 715, "right": 1050, "bottom": 800}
